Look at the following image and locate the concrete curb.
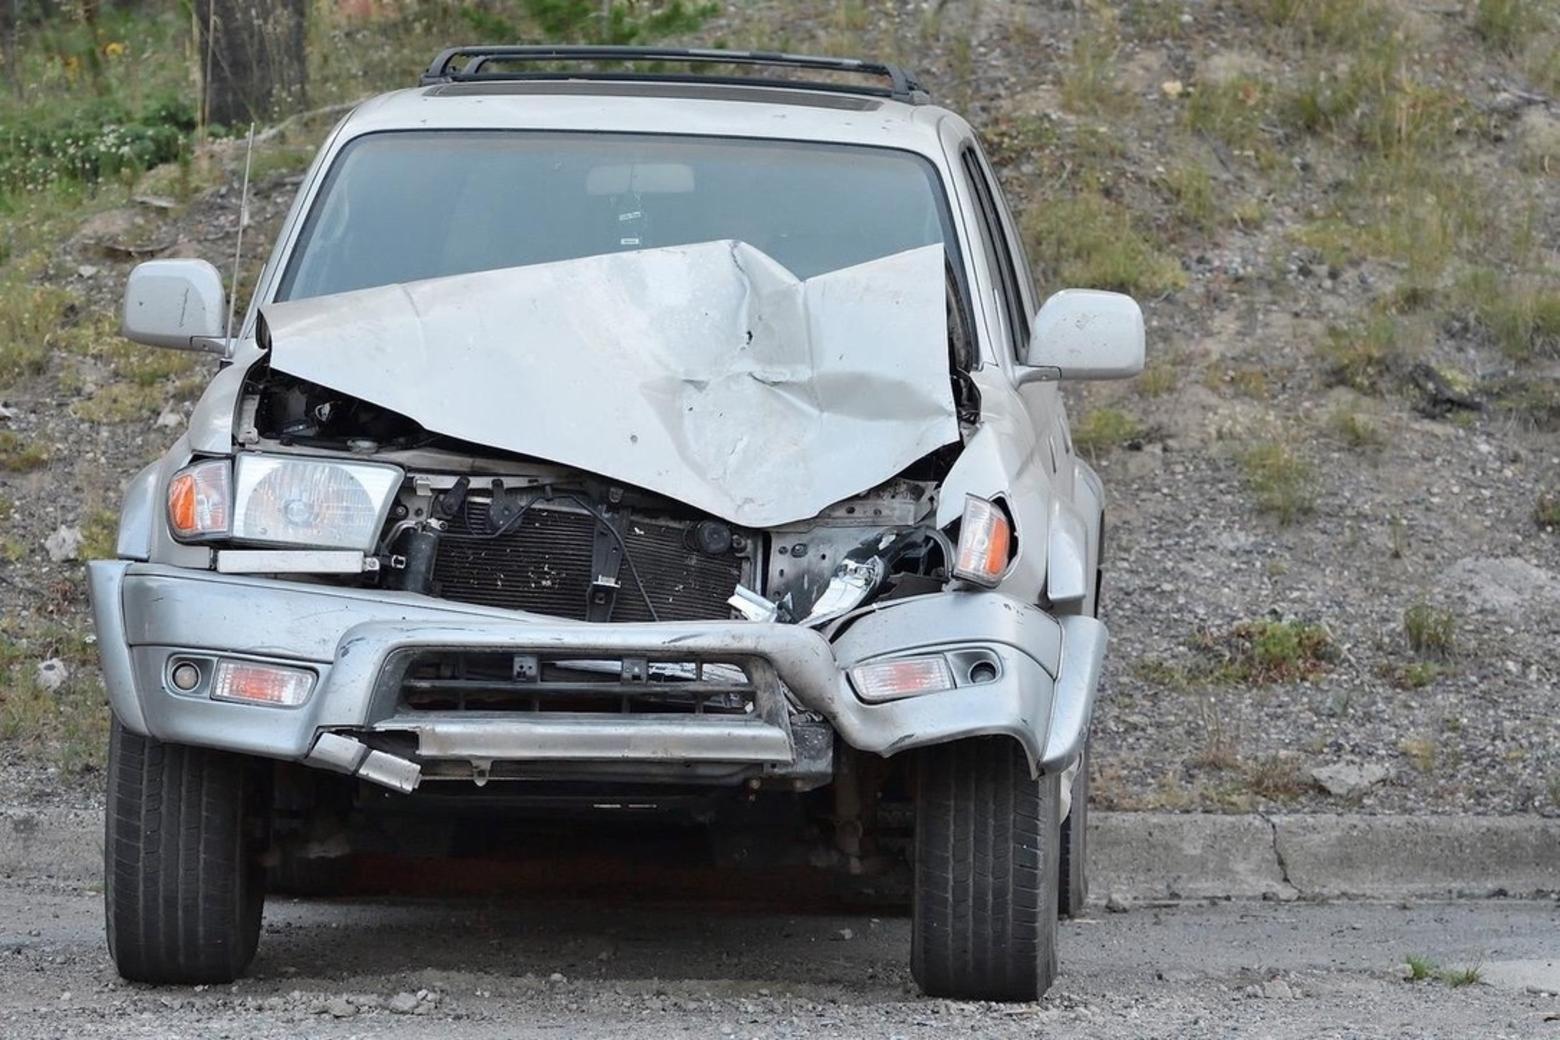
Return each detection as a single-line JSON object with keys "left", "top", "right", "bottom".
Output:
{"left": 1090, "top": 812, "right": 1560, "bottom": 902}
{"left": 6, "top": 807, "right": 1558, "bottom": 901}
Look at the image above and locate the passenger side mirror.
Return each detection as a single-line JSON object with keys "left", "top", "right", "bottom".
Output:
{"left": 1018, "top": 289, "right": 1144, "bottom": 382}
{"left": 121, "top": 259, "right": 230, "bottom": 355}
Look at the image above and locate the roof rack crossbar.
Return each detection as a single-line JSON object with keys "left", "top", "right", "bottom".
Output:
{"left": 421, "top": 45, "right": 928, "bottom": 102}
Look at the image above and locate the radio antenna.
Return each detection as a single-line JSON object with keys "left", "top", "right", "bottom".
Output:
{"left": 225, "top": 122, "right": 256, "bottom": 347}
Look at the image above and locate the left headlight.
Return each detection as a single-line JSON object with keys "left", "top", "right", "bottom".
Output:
{"left": 168, "top": 455, "right": 402, "bottom": 551}
{"left": 233, "top": 455, "right": 402, "bottom": 550}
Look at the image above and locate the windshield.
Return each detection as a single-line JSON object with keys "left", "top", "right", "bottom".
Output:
{"left": 277, "top": 131, "right": 958, "bottom": 301}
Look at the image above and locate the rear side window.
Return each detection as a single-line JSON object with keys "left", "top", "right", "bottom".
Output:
{"left": 959, "top": 148, "right": 1030, "bottom": 357}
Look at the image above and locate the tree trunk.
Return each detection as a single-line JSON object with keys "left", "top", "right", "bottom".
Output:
{"left": 1, "top": 0, "right": 20, "bottom": 101}
{"left": 195, "top": 0, "right": 307, "bottom": 129}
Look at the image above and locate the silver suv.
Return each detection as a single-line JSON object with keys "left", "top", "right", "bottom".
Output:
{"left": 93, "top": 47, "right": 1143, "bottom": 1001}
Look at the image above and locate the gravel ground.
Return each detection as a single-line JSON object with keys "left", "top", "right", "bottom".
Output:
{"left": 2, "top": 880, "right": 1557, "bottom": 1039}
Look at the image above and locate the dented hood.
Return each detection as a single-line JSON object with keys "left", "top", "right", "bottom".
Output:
{"left": 260, "top": 241, "right": 956, "bottom": 528}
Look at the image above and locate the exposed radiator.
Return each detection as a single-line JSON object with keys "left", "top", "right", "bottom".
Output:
{"left": 431, "top": 498, "right": 746, "bottom": 622}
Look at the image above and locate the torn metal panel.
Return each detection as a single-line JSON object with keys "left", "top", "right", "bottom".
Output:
{"left": 260, "top": 241, "right": 955, "bottom": 528}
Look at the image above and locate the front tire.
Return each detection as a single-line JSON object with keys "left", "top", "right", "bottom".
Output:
{"left": 105, "top": 719, "right": 265, "bottom": 984}
{"left": 911, "top": 738, "right": 1061, "bottom": 1001}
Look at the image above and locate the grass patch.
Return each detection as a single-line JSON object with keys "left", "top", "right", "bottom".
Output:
{"left": 1185, "top": 77, "right": 1272, "bottom": 156}
{"left": 1384, "top": 661, "right": 1442, "bottom": 689}
{"left": 0, "top": 431, "right": 48, "bottom": 472}
{"left": 1538, "top": 490, "right": 1560, "bottom": 529}
{"left": 0, "top": 617, "right": 109, "bottom": 774}
{"left": 1399, "top": 736, "right": 1438, "bottom": 772}
{"left": 1193, "top": 618, "right": 1334, "bottom": 684}
{"left": 1072, "top": 407, "right": 1144, "bottom": 457}
{"left": 71, "top": 382, "right": 165, "bottom": 424}
{"left": 1442, "top": 965, "right": 1482, "bottom": 988}
{"left": 1484, "top": 374, "right": 1560, "bottom": 431}
{"left": 1240, "top": 442, "right": 1316, "bottom": 523}
{"left": 1474, "top": 0, "right": 1546, "bottom": 54}
{"left": 1023, "top": 192, "right": 1186, "bottom": 296}
{"left": 0, "top": 672, "right": 109, "bottom": 775}
{"left": 1244, "top": 754, "right": 1307, "bottom": 801}
{"left": 1326, "top": 404, "right": 1384, "bottom": 449}
{"left": 1295, "top": 163, "right": 1488, "bottom": 288}
{"left": 1061, "top": 5, "right": 1133, "bottom": 115}
{"left": 1456, "top": 270, "right": 1560, "bottom": 360}
{"left": 1403, "top": 602, "right": 1456, "bottom": 658}
{"left": 0, "top": 281, "right": 74, "bottom": 388}
{"left": 1126, "top": 0, "right": 1190, "bottom": 37}
{"left": 1137, "top": 360, "right": 1180, "bottom": 397}
{"left": 1317, "top": 316, "right": 1406, "bottom": 394}
{"left": 1193, "top": 697, "right": 1242, "bottom": 769}
{"left": 1403, "top": 954, "right": 1483, "bottom": 986}
{"left": 1243, "top": 0, "right": 1391, "bottom": 46}
{"left": 81, "top": 509, "right": 119, "bottom": 562}
{"left": 1205, "top": 364, "right": 1270, "bottom": 400}
{"left": 1162, "top": 160, "right": 1219, "bottom": 232}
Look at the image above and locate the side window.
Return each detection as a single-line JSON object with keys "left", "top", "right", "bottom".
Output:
{"left": 960, "top": 147, "right": 1030, "bottom": 358}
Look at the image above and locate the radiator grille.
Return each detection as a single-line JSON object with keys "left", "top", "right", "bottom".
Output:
{"left": 396, "top": 649, "right": 758, "bottom": 715}
{"left": 432, "top": 499, "right": 744, "bottom": 622}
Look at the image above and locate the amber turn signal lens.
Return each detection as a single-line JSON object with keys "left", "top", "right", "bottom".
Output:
{"left": 951, "top": 495, "right": 1012, "bottom": 586}
{"left": 167, "top": 459, "right": 231, "bottom": 540}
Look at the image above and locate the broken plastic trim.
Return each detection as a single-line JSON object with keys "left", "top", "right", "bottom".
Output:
{"left": 304, "top": 731, "right": 422, "bottom": 794}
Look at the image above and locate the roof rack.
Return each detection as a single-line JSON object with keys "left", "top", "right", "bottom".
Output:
{"left": 420, "top": 45, "right": 929, "bottom": 103}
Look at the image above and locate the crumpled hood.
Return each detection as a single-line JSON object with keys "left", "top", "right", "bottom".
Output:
{"left": 260, "top": 240, "right": 956, "bottom": 528}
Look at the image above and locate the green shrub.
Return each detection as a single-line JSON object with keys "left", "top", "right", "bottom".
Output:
{"left": 0, "top": 432, "right": 47, "bottom": 472}
{"left": 1194, "top": 618, "right": 1333, "bottom": 683}
{"left": 0, "top": 94, "right": 194, "bottom": 200}
{"left": 1327, "top": 405, "right": 1384, "bottom": 449}
{"left": 1458, "top": 271, "right": 1560, "bottom": 360}
{"left": 1072, "top": 407, "right": 1144, "bottom": 457}
{"left": 1404, "top": 602, "right": 1456, "bottom": 658}
{"left": 1317, "top": 316, "right": 1405, "bottom": 393}
{"left": 1240, "top": 443, "right": 1317, "bottom": 523}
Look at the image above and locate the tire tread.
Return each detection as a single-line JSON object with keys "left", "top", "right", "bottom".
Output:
{"left": 912, "top": 738, "right": 1060, "bottom": 1001}
{"left": 105, "top": 719, "right": 262, "bottom": 984}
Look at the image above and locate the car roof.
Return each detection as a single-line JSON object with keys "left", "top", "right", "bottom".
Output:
{"left": 335, "top": 82, "right": 957, "bottom": 161}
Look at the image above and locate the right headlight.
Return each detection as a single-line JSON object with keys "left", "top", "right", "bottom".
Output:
{"left": 168, "top": 454, "right": 402, "bottom": 552}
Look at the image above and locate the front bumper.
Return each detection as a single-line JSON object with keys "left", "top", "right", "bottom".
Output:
{"left": 88, "top": 560, "right": 1106, "bottom": 790}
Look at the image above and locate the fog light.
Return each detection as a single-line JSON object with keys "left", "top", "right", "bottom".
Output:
{"left": 850, "top": 655, "right": 955, "bottom": 702}
{"left": 210, "top": 660, "right": 314, "bottom": 707}
{"left": 169, "top": 661, "right": 202, "bottom": 692}
{"left": 968, "top": 660, "right": 999, "bottom": 684}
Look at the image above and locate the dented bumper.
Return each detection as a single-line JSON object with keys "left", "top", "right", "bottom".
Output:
{"left": 88, "top": 560, "right": 1105, "bottom": 792}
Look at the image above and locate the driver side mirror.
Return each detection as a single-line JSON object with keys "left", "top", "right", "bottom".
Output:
{"left": 121, "top": 258, "right": 230, "bottom": 356}
{"left": 1019, "top": 289, "right": 1144, "bottom": 381}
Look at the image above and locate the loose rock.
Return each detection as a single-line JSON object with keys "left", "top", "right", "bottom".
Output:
{"left": 35, "top": 658, "right": 68, "bottom": 693}
{"left": 44, "top": 526, "right": 84, "bottom": 563}
{"left": 1310, "top": 760, "right": 1391, "bottom": 798}
{"left": 324, "top": 996, "right": 356, "bottom": 1018}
